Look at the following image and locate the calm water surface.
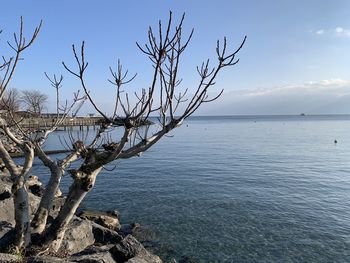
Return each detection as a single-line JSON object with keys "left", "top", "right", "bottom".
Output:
{"left": 31, "top": 115, "right": 350, "bottom": 262}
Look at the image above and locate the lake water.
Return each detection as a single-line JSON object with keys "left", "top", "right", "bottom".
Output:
{"left": 31, "top": 115, "right": 350, "bottom": 262}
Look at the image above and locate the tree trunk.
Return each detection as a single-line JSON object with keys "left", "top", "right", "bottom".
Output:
{"left": 12, "top": 146, "right": 34, "bottom": 252}
{"left": 32, "top": 166, "right": 63, "bottom": 234}
{"left": 43, "top": 167, "right": 102, "bottom": 252}
{"left": 12, "top": 177, "right": 31, "bottom": 251}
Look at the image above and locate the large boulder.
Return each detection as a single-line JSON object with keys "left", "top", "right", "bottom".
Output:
{"left": 2, "top": 192, "right": 40, "bottom": 225}
{"left": 0, "top": 221, "right": 12, "bottom": 240}
{"left": 26, "top": 256, "right": 71, "bottom": 263}
{"left": 26, "top": 174, "right": 61, "bottom": 197}
{"left": 79, "top": 210, "right": 121, "bottom": 231}
{"left": 26, "top": 175, "right": 44, "bottom": 197}
{"left": 127, "top": 257, "right": 158, "bottom": 263}
{"left": 106, "top": 209, "right": 120, "bottom": 219}
{"left": 91, "top": 222, "right": 123, "bottom": 245}
{"left": 59, "top": 217, "right": 95, "bottom": 255}
{"left": 47, "top": 196, "right": 66, "bottom": 221}
{"left": 0, "top": 253, "right": 21, "bottom": 263}
{"left": 71, "top": 245, "right": 116, "bottom": 263}
{"left": 26, "top": 175, "right": 43, "bottom": 187}
{"left": 0, "top": 183, "right": 11, "bottom": 201}
{"left": 0, "top": 198, "right": 14, "bottom": 225}
{"left": 0, "top": 221, "right": 14, "bottom": 252}
{"left": 120, "top": 223, "right": 156, "bottom": 243}
{"left": 0, "top": 192, "right": 40, "bottom": 226}
{"left": 29, "top": 245, "right": 117, "bottom": 263}
{"left": 110, "top": 235, "right": 162, "bottom": 263}
{"left": 29, "top": 192, "right": 41, "bottom": 215}
{"left": 72, "top": 251, "right": 116, "bottom": 263}
{"left": 0, "top": 173, "right": 41, "bottom": 226}
{"left": 0, "top": 177, "right": 13, "bottom": 225}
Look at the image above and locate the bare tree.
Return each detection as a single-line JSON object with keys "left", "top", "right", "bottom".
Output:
{"left": 0, "top": 13, "right": 246, "bottom": 255}
{"left": 20, "top": 89, "right": 48, "bottom": 115}
{"left": 0, "top": 87, "right": 21, "bottom": 112}
{"left": 43, "top": 12, "right": 246, "bottom": 251}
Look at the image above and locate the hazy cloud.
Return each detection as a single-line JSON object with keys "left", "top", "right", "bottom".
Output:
{"left": 314, "top": 27, "right": 350, "bottom": 37}
{"left": 198, "top": 79, "right": 350, "bottom": 115}
{"left": 335, "top": 27, "right": 350, "bottom": 36}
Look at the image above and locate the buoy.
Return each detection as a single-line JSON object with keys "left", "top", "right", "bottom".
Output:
{"left": 334, "top": 139, "right": 338, "bottom": 144}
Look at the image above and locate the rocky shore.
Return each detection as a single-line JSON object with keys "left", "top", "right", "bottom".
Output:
{"left": 0, "top": 172, "right": 165, "bottom": 263}
{"left": 0, "top": 129, "right": 22, "bottom": 155}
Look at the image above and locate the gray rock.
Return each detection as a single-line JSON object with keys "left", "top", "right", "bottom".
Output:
{"left": 127, "top": 257, "right": 149, "bottom": 263}
{"left": 48, "top": 197, "right": 66, "bottom": 220}
{"left": 0, "top": 191, "right": 11, "bottom": 201}
{"left": 0, "top": 182, "right": 40, "bottom": 226}
{"left": 106, "top": 209, "right": 120, "bottom": 219}
{"left": 55, "top": 187, "right": 63, "bottom": 197}
{"left": 59, "top": 217, "right": 95, "bottom": 255}
{"left": 27, "top": 175, "right": 43, "bottom": 188}
{"left": 0, "top": 252, "right": 21, "bottom": 263}
{"left": 26, "top": 256, "right": 72, "bottom": 263}
{"left": 29, "top": 246, "right": 117, "bottom": 263}
{"left": 0, "top": 173, "right": 11, "bottom": 184}
{"left": 0, "top": 221, "right": 12, "bottom": 239}
{"left": 91, "top": 222, "right": 123, "bottom": 245}
{"left": 0, "top": 198, "right": 14, "bottom": 225}
{"left": 71, "top": 250, "right": 116, "bottom": 263}
{"left": 0, "top": 184, "right": 11, "bottom": 201}
{"left": 73, "top": 244, "right": 113, "bottom": 255}
{"left": 0, "top": 173, "right": 40, "bottom": 251}
{"left": 120, "top": 223, "right": 156, "bottom": 243}
{"left": 110, "top": 235, "right": 162, "bottom": 263}
{"left": 79, "top": 210, "right": 121, "bottom": 231}
{"left": 26, "top": 175, "right": 44, "bottom": 197}
{"left": 28, "top": 184, "right": 43, "bottom": 197}
{"left": 29, "top": 192, "right": 41, "bottom": 215}
{"left": 0, "top": 221, "right": 14, "bottom": 251}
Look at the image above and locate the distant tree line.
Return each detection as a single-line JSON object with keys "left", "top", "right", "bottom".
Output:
{"left": 0, "top": 88, "right": 48, "bottom": 114}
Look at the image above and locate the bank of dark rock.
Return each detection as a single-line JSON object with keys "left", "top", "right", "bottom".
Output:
{"left": 0, "top": 172, "right": 163, "bottom": 263}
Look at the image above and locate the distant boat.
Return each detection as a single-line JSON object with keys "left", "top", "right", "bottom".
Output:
{"left": 300, "top": 113, "right": 306, "bottom": 116}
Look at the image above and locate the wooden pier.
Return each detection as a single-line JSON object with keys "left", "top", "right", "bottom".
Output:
{"left": 17, "top": 116, "right": 103, "bottom": 130}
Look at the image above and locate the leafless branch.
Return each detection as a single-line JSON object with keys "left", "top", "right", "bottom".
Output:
{"left": 0, "top": 17, "right": 42, "bottom": 100}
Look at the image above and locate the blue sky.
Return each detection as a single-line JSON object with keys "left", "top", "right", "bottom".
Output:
{"left": 1, "top": 0, "right": 350, "bottom": 115}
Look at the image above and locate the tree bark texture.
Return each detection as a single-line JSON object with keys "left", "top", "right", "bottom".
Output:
{"left": 44, "top": 167, "right": 102, "bottom": 252}
{"left": 32, "top": 166, "right": 63, "bottom": 234}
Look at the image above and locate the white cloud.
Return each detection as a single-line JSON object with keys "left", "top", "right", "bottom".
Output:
{"left": 335, "top": 26, "right": 350, "bottom": 36}
{"left": 335, "top": 27, "right": 344, "bottom": 33}
{"left": 314, "top": 27, "right": 350, "bottom": 37}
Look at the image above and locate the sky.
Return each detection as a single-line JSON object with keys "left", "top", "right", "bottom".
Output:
{"left": 1, "top": 0, "right": 350, "bottom": 115}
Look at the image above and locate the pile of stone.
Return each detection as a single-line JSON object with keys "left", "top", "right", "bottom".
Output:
{"left": 0, "top": 129, "right": 22, "bottom": 154}
{"left": 0, "top": 173, "right": 163, "bottom": 263}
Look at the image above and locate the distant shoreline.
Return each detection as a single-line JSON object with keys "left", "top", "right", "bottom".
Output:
{"left": 188, "top": 113, "right": 350, "bottom": 117}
